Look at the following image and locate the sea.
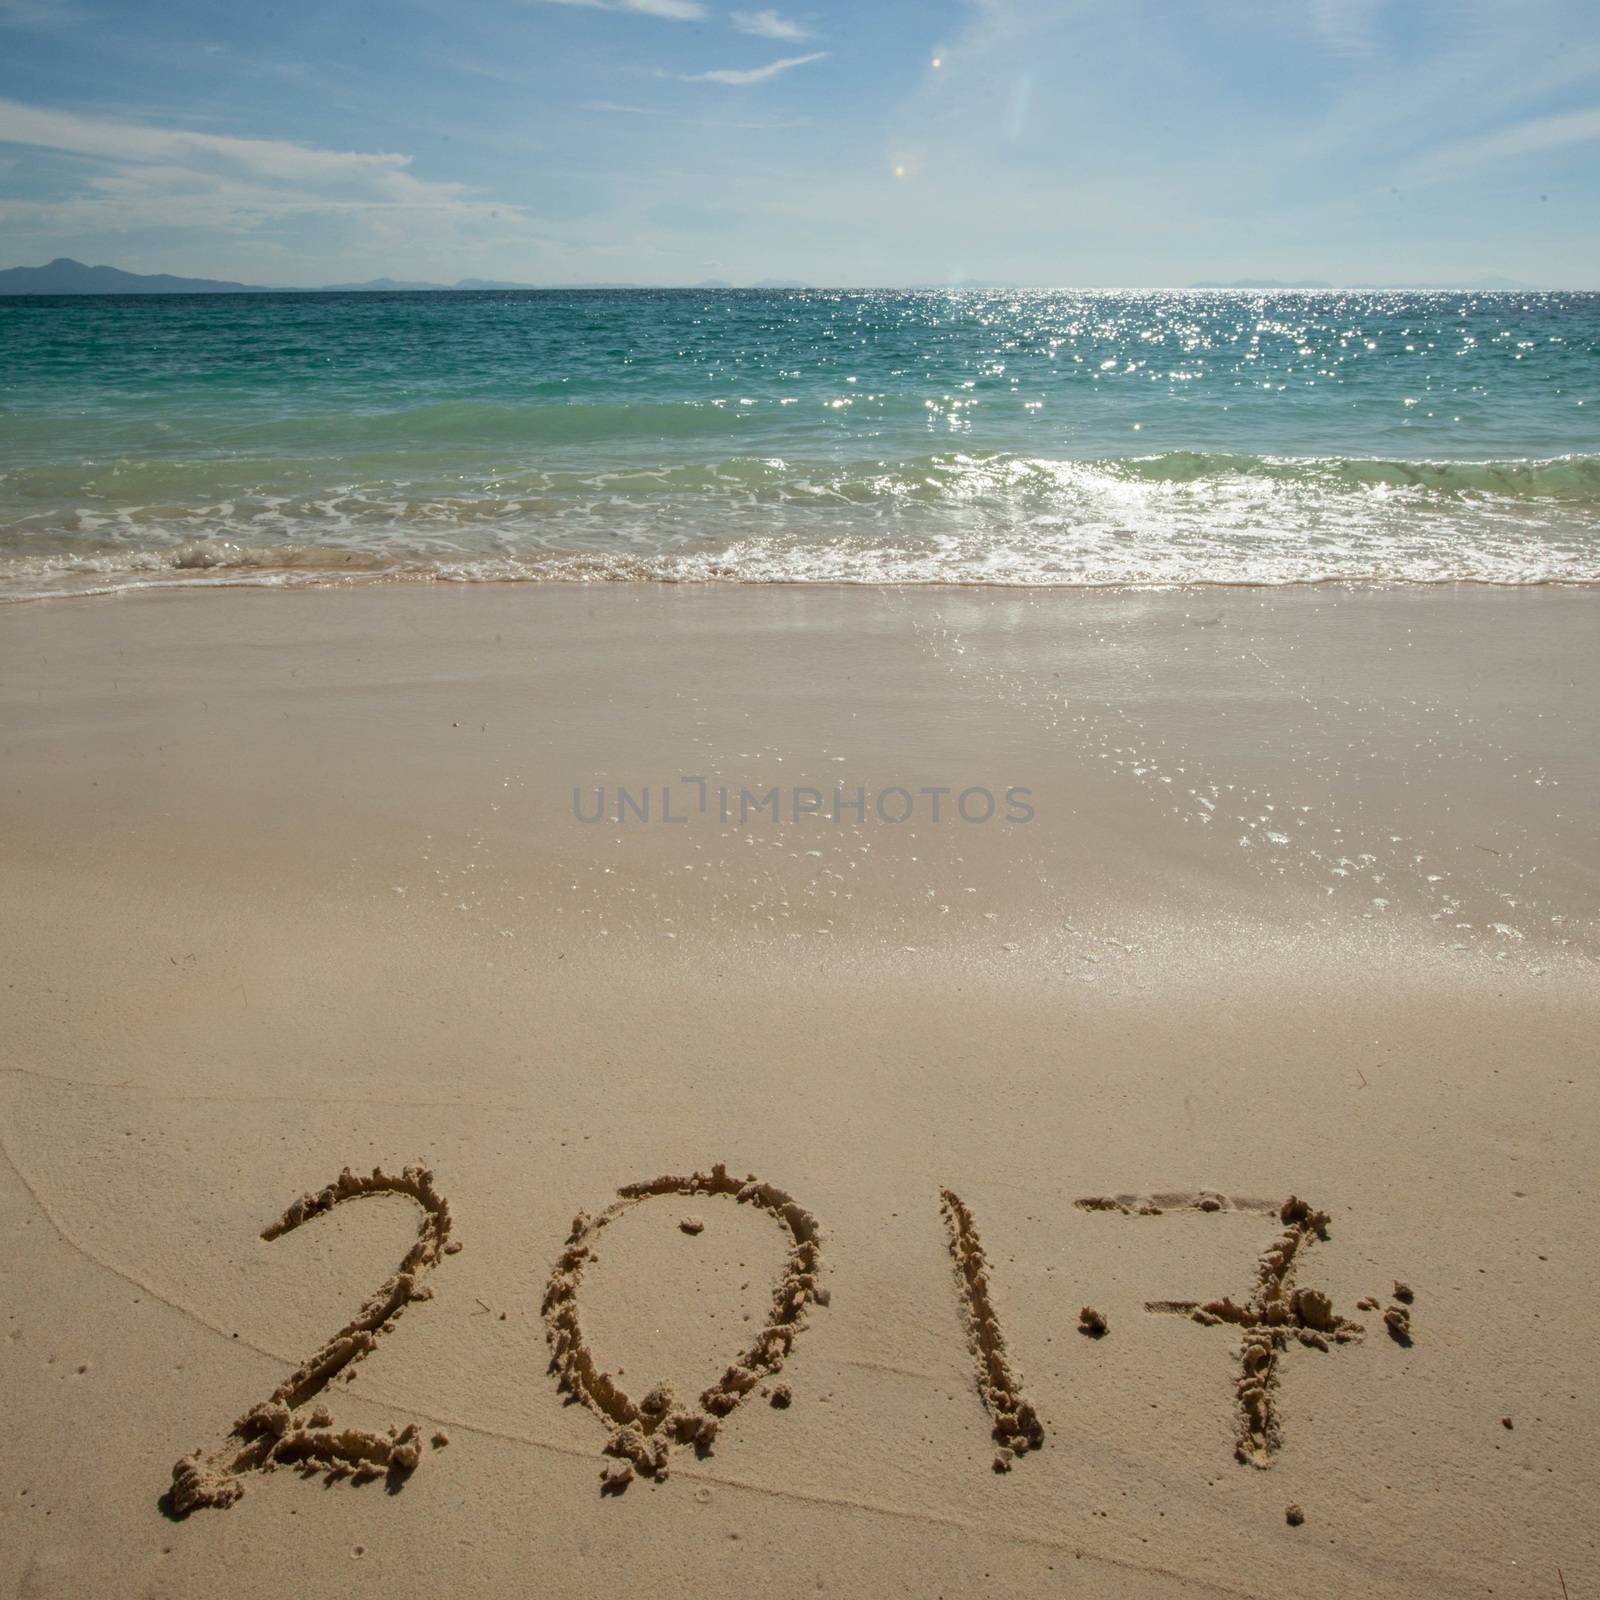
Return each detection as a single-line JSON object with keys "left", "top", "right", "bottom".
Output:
{"left": 0, "top": 288, "right": 1596, "bottom": 598}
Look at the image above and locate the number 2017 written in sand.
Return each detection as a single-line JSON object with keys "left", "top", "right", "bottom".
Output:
{"left": 165, "top": 1164, "right": 1415, "bottom": 1515}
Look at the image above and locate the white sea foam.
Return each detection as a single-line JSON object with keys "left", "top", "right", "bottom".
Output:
{"left": 2, "top": 451, "right": 1596, "bottom": 599}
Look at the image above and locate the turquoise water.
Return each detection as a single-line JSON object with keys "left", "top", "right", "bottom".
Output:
{"left": 1, "top": 288, "right": 1596, "bottom": 595}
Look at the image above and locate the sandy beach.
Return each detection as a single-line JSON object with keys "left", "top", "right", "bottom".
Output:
{"left": 2, "top": 581, "right": 1596, "bottom": 1600}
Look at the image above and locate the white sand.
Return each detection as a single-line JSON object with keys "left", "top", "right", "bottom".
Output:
{"left": 1, "top": 582, "right": 1596, "bottom": 1598}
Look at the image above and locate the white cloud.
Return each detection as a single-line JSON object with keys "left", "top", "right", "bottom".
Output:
{"left": 676, "top": 50, "right": 826, "bottom": 85}
{"left": 0, "top": 97, "right": 422, "bottom": 189}
{"left": 534, "top": 0, "right": 707, "bottom": 18}
{"left": 1307, "top": 0, "right": 1380, "bottom": 58}
{"left": 0, "top": 97, "right": 565, "bottom": 277}
{"left": 0, "top": 0, "right": 86, "bottom": 26}
{"left": 731, "top": 9, "right": 809, "bottom": 41}
{"left": 1409, "top": 104, "right": 1600, "bottom": 180}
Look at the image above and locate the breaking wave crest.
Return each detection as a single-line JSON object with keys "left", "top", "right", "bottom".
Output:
{"left": 3, "top": 450, "right": 1597, "bottom": 600}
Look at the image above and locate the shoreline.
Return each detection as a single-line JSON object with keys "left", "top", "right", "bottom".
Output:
{"left": 6, "top": 570, "right": 1600, "bottom": 606}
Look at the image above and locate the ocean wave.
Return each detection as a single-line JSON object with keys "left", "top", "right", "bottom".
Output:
{"left": 2, "top": 451, "right": 1596, "bottom": 599}
{"left": 4, "top": 448, "right": 1599, "bottom": 513}
{"left": 1096, "top": 451, "right": 1600, "bottom": 498}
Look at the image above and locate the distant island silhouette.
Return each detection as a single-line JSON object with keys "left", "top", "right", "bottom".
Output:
{"left": 0, "top": 258, "right": 1542, "bottom": 295}
{"left": 1190, "top": 275, "right": 1534, "bottom": 291}
{"left": 0, "top": 259, "right": 818, "bottom": 294}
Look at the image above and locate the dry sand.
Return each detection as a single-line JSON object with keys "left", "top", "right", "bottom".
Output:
{"left": 1, "top": 581, "right": 1596, "bottom": 1599}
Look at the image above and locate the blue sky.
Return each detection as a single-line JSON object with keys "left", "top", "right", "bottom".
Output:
{"left": 1, "top": 0, "right": 1597, "bottom": 285}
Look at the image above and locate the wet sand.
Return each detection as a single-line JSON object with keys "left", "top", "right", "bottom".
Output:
{"left": 1, "top": 582, "right": 1596, "bottom": 1599}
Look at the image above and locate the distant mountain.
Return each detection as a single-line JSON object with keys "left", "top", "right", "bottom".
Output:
{"left": 321, "top": 275, "right": 544, "bottom": 290}
{"left": 1191, "top": 275, "right": 1537, "bottom": 291}
{"left": 8, "top": 260, "right": 1551, "bottom": 299}
{"left": 683, "top": 278, "right": 814, "bottom": 290}
{"left": 0, "top": 258, "right": 557, "bottom": 294}
{"left": 0, "top": 259, "right": 815, "bottom": 295}
{"left": 0, "top": 257, "right": 268, "bottom": 294}
{"left": 318, "top": 276, "right": 456, "bottom": 291}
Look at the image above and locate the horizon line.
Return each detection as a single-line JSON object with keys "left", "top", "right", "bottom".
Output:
{"left": 1, "top": 258, "right": 1591, "bottom": 294}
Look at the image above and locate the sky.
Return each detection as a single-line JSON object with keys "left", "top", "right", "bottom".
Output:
{"left": 1, "top": 0, "right": 1597, "bottom": 287}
